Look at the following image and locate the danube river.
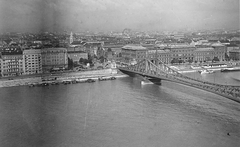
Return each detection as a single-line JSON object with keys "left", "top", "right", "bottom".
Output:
{"left": 0, "top": 71, "right": 239, "bottom": 147}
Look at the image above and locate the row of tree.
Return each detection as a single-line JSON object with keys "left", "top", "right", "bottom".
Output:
{"left": 170, "top": 57, "right": 220, "bottom": 64}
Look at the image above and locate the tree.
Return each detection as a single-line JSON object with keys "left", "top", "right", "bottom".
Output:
{"left": 212, "top": 57, "right": 220, "bottom": 62}
{"left": 93, "top": 54, "right": 98, "bottom": 59}
{"left": 79, "top": 58, "right": 85, "bottom": 63}
{"left": 225, "top": 53, "right": 230, "bottom": 61}
{"left": 118, "top": 53, "right": 122, "bottom": 57}
{"left": 187, "top": 59, "right": 193, "bottom": 63}
{"left": 171, "top": 58, "right": 179, "bottom": 64}
{"left": 99, "top": 56, "right": 105, "bottom": 63}
{"left": 88, "top": 54, "right": 93, "bottom": 61}
{"left": 107, "top": 48, "right": 112, "bottom": 52}
{"left": 178, "top": 60, "right": 184, "bottom": 64}
{"left": 68, "top": 57, "right": 74, "bottom": 69}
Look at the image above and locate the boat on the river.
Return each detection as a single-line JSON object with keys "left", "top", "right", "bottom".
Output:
{"left": 98, "top": 76, "right": 116, "bottom": 81}
{"left": 28, "top": 83, "right": 37, "bottom": 87}
{"left": 231, "top": 77, "right": 240, "bottom": 82}
{"left": 51, "top": 82, "right": 60, "bottom": 85}
{"left": 201, "top": 63, "right": 227, "bottom": 69}
{"left": 221, "top": 67, "right": 240, "bottom": 72}
{"left": 76, "top": 79, "right": 88, "bottom": 83}
{"left": 198, "top": 69, "right": 214, "bottom": 74}
{"left": 62, "top": 80, "right": 72, "bottom": 85}
{"left": 141, "top": 81, "right": 153, "bottom": 85}
{"left": 86, "top": 79, "right": 95, "bottom": 83}
{"left": 37, "top": 82, "right": 49, "bottom": 86}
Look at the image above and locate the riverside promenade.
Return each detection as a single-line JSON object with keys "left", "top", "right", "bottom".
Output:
{"left": 0, "top": 68, "right": 128, "bottom": 88}
{"left": 171, "top": 61, "right": 240, "bottom": 73}
{"left": 1, "top": 62, "right": 239, "bottom": 88}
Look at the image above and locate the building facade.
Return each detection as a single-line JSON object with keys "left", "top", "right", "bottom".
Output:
{"left": 84, "top": 42, "right": 104, "bottom": 57}
{"left": 229, "top": 49, "right": 240, "bottom": 61}
{"left": 41, "top": 48, "right": 68, "bottom": 71}
{"left": 226, "top": 44, "right": 239, "bottom": 56}
{"left": 0, "top": 51, "right": 24, "bottom": 77}
{"left": 67, "top": 51, "right": 88, "bottom": 63}
{"left": 23, "top": 49, "right": 42, "bottom": 75}
{"left": 211, "top": 44, "right": 226, "bottom": 62}
{"left": 168, "top": 45, "right": 195, "bottom": 63}
{"left": 121, "top": 44, "right": 147, "bottom": 64}
{"left": 148, "top": 49, "right": 171, "bottom": 64}
{"left": 146, "top": 43, "right": 227, "bottom": 64}
{"left": 193, "top": 48, "right": 214, "bottom": 62}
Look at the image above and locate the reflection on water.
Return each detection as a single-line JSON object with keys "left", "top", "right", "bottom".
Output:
{"left": 0, "top": 72, "right": 239, "bottom": 147}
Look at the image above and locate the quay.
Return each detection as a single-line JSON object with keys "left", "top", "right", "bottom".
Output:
{"left": 0, "top": 69, "right": 128, "bottom": 88}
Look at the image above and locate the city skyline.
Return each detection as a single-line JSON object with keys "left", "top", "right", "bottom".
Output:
{"left": 0, "top": 0, "right": 239, "bottom": 33}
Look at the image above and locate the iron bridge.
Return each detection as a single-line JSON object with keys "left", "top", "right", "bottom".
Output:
{"left": 118, "top": 59, "right": 240, "bottom": 103}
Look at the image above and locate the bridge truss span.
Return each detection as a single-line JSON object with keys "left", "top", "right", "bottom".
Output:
{"left": 118, "top": 59, "right": 240, "bottom": 103}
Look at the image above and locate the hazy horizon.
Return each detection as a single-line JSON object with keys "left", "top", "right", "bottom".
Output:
{"left": 0, "top": 0, "right": 239, "bottom": 33}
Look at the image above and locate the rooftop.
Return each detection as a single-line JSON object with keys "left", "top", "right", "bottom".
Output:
{"left": 67, "top": 51, "right": 87, "bottom": 54}
{"left": 195, "top": 47, "right": 214, "bottom": 52}
{"left": 41, "top": 48, "right": 67, "bottom": 51}
{"left": 148, "top": 49, "right": 170, "bottom": 54}
{"left": 1, "top": 50, "right": 23, "bottom": 55}
{"left": 23, "top": 49, "right": 41, "bottom": 54}
{"left": 211, "top": 43, "right": 225, "bottom": 47}
{"left": 122, "top": 44, "right": 147, "bottom": 50}
{"left": 226, "top": 44, "right": 238, "bottom": 47}
{"left": 71, "top": 41, "right": 86, "bottom": 45}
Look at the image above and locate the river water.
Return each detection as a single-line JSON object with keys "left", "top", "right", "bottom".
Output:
{"left": 0, "top": 71, "right": 239, "bottom": 147}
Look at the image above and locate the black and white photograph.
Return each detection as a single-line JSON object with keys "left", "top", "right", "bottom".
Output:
{"left": 0, "top": 0, "right": 239, "bottom": 146}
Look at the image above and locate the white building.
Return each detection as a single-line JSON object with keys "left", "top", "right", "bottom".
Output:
{"left": 0, "top": 51, "right": 24, "bottom": 77}
{"left": 23, "top": 49, "right": 42, "bottom": 75}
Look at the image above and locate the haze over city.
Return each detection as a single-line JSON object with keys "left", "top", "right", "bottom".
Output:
{"left": 0, "top": 0, "right": 239, "bottom": 33}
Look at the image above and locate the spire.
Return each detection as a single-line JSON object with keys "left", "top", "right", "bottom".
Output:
{"left": 70, "top": 31, "right": 73, "bottom": 44}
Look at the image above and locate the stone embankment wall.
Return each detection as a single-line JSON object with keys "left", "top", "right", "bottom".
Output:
{"left": 0, "top": 68, "right": 123, "bottom": 88}
{"left": 0, "top": 77, "right": 42, "bottom": 88}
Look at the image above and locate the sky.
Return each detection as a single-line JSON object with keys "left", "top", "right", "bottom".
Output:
{"left": 0, "top": 0, "right": 239, "bottom": 33}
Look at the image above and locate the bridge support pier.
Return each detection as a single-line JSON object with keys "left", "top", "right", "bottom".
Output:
{"left": 148, "top": 78, "right": 162, "bottom": 85}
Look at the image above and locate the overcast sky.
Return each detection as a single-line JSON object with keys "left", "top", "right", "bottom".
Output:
{"left": 0, "top": 0, "right": 239, "bottom": 33}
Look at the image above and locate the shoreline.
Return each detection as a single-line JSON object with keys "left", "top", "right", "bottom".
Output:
{"left": 177, "top": 68, "right": 222, "bottom": 73}
{"left": 173, "top": 65, "right": 240, "bottom": 73}
{"left": 1, "top": 65, "right": 239, "bottom": 88}
{"left": 0, "top": 69, "right": 129, "bottom": 88}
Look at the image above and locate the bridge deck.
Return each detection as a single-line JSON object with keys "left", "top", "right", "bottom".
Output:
{"left": 118, "top": 59, "right": 240, "bottom": 103}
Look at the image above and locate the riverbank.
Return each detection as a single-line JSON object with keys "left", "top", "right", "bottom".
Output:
{"left": 0, "top": 69, "right": 128, "bottom": 88}
{"left": 171, "top": 64, "right": 240, "bottom": 73}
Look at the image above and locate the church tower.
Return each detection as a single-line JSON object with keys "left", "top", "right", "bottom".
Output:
{"left": 70, "top": 32, "right": 73, "bottom": 44}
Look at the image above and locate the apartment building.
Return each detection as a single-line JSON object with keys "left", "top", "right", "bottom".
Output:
{"left": 41, "top": 48, "right": 68, "bottom": 71}
{"left": 23, "top": 49, "right": 42, "bottom": 75}
{"left": 0, "top": 49, "right": 24, "bottom": 77}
